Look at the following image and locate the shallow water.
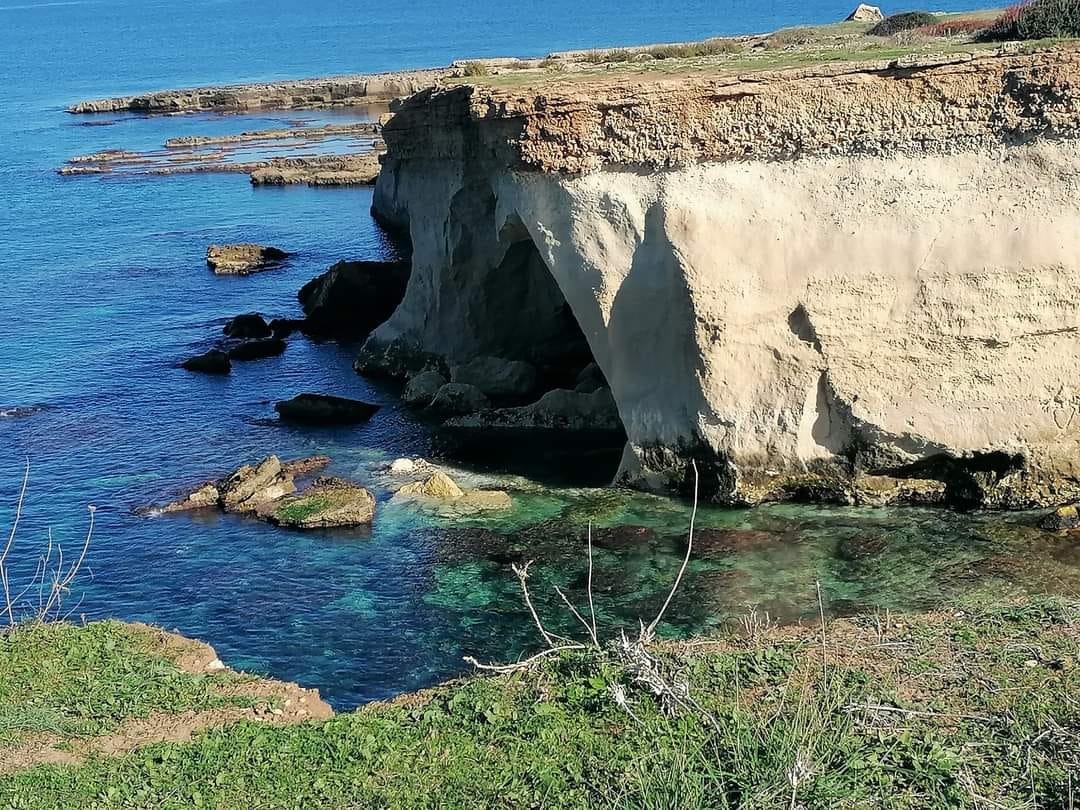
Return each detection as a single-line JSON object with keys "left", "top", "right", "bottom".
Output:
{"left": 2, "top": 0, "right": 1077, "bottom": 709}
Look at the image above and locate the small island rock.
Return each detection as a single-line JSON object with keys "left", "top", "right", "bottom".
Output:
{"left": 227, "top": 337, "right": 287, "bottom": 361}
{"left": 206, "top": 244, "right": 289, "bottom": 275}
{"left": 268, "top": 477, "right": 375, "bottom": 529}
{"left": 223, "top": 313, "right": 272, "bottom": 340}
{"left": 181, "top": 350, "right": 231, "bottom": 375}
{"left": 275, "top": 394, "right": 380, "bottom": 425}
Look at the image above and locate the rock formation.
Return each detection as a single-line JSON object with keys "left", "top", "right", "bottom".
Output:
{"left": 361, "top": 45, "right": 1080, "bottom": 508}
{"left": 275, "top": 394, "right": 380, "bottom": 425}
{"left": 299, "top": 260, "right": 411, "bottom": 340}
{"left": 206, "top": 244, "right": 288, "bottom": 275}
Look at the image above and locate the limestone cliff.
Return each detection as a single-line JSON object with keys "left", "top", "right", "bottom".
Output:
{"left": 363, "top": 45, "right": 1080, "bottom": 508}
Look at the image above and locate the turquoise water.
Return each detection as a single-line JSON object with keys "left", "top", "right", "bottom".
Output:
{"left": 2, "top": 0, "right": 1076, "bottom": 709}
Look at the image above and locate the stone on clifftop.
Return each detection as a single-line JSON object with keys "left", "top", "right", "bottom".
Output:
{"left": 846, "top": 4, "right": 884, "bottom": 21}
{"left": 207, "top": 244, "right": 288, "bottom": 275}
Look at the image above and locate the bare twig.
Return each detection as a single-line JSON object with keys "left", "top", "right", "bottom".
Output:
{"left": 644, "top": 460, "right": 698, "bottom": 641}
{"left": 816, "top": 579, "right": 828, "bottom": 689}
{"left": 463, "top": 644, "right": 588, "bottom": 674}
{"left": 0, "top": 460, "right": 30, "bottom": 626}
{"left": 586, "top": 521, "right": 597, "bottom": 644}
{"left": 553, "top": 586, "right": 599, "bottom": 648}
{"left": 511, "top": 562, "right": 573, "bottom": 648}
{"left": 40, "top": 505, "right": 95, "bottom": 622}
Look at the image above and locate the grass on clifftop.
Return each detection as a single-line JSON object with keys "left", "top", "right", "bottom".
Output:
{"left": 0, "top": 622, "right": 249, "bottom": 748}
{"left": 0, "top": 598, "right": 1077, "bottom": 808}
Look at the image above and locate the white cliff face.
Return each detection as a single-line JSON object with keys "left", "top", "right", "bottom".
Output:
{"left": 363, "top": 49, "right": 1080, "bottom": 506}
{"left": 492, "top": 142, "right": 1080, "bottom": 503}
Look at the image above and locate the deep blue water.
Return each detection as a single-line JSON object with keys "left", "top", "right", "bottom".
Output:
{"left": 2, "top": 0, "right": 1075, "bottom": 710}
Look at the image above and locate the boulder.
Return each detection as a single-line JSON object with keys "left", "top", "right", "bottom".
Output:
{"left": 428, "top": 383, "right": 490, "bottom": 416}
{"left": 1041, "top": 504, "right": 1080, "bottom": 531}
{"left": 846, "top": 3, "right": 884, "bottom": 21}
{"left": 223, "top": 313, "right": 272, "bottom": 340}
{"left": 275, "top": 394, "right": 380, "bottom": 425}
{"left": 227, "top": 337, "right": 287, "bottom": 361}
{"left": 162, "top": 483, "right": 220, "bottom": 513}
{"left": 398, "top": 471, "right": 464, "bottom": 500}
{"left": 218, "top": 455, "right": 296, "bottom": 513}
{"left": 181, "top": 350, "right": 231, "bottom": 375}
{"left": 206, "top": 244, "right": 288, "bottom": 275}
{"left": 268, "top": 318, "right": 306, "bottom": 339}
{"left": 450, "top": 356, "right": 539, "bottom": 399}
{"left": 388, "top": 457, "right": 426, "bottom": 475}
{"left": 267, "top": 477, "right": 376, "bottom": 529}
{"left": 574, "top": 362, "right": 607, "bottom": 394}
{"left": 447, "top": 388, "right": 621, "bottom": 432}
{"left": 402, "top": 370, "right": 447, "bottom": 407}
{"left": 298, "top": 260, "right": 410, "bottom": 340}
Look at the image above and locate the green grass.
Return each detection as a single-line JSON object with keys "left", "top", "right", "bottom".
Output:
{"left": 0, "top": 622, "right": 247, "bottom": 747}
{"left": 0, "top": 598, "right": 1077, "bottom": 808}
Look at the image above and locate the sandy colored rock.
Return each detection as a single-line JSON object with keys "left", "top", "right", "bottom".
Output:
{"left": 268, "top": 477, "right": 376, "bottom": 529}
{"left": 162, "top": 483, "right": 220, "bottom": 513}
{"left": 398, "top": 471, "right": 465, "bottom": 500}
{"left": 846, "top": 4, "right": 883, "bottom": 21}
{"left": 206, "top": 244, "right": 288, "bottom": 275}
{"left": 219, "top": 456, "right": 295, "bottom": 513}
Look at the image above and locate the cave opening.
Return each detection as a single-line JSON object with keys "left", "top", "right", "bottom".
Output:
{"left": 435, "top": 211, "right": 628, "bottom": 487}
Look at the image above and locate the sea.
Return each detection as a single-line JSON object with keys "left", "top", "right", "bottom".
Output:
{"left": 2, "top": 0, "right": 1074, "bottom": 709}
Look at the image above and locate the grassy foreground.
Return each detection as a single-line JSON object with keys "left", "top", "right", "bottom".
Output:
{"left": 0, "top": 599, "right": 1077, "bottom": 809}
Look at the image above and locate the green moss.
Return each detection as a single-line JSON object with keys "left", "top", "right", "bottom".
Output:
{"left": 0, "top": 599, "right": 1077, "bottom": 807}
{"left": 272, "top": 496, "right": 332, "bottom": 524}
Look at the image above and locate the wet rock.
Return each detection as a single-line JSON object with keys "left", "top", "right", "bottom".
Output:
{"left": 268, "top": 318, "right": 305, "bottom": 339}
{"left": 852, "top": 475, "right": 947, "bottom": 507}
{"left": 298, "top": 260, "right": 410, "bottom": 340}
{"left": 428, "top": 383, "right": 490, "bottom": 416}
{"left": 836, "top": 535, "right": 889, "bottom": 561}
{"left": 219, "top": 455, "right": 296, "bottom": 514}
{"left": 162, "top": 482, "right": 220, "bottom": 513}
{"left": 227, "top": 337, "right": 287, "bottom": 361}
{"left": 450, "top": 356, "right": 539, "bottom": 400}
{"left": 275, "top": 393, "right": 380, "bottom": 425}
{"left": 223, "top": 313, "right": 272, "bottom": 340}
{"left": 267, "top": 477, "right": 375, "bottom": 529}
{"left": 845, "top": 3, "right": 883, "bottom": 21}
{"left": 402, "top": 370, "right": 447, "bottom": 407}
{"left": 181, "top": 349, "right": 231, "bottom": 375}
{"left": 398, "top": 471, "right": 464, "bottom": 500}
{"left": 388, "top": 457, "right": 427, "bottom": 475}
{"left": 206, "top": 244, "right": 288, "bottom": 275}
{"left": 281, "top": 455, "right": 332, "bottom": 477}
{"left": 1041, "top": 504, "right": 1080, "bottom": 531}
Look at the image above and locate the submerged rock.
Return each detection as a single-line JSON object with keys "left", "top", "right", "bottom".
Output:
{"left": 268, "top": 477, "right": 376, "bottom": 529}
{"left": 836, "top": 535, "right": 889, "bottom": 561}
{"left": 206, "top": 244, "right": 288, "bottom": 275}
{"left": 449, "top": 356, "right": 539, "bottom": 399}
{"left": 428, "top": 383, "right": 490, "bottom": 416}
{"left": 227, "top": 337, "right": 286, "bottom": 361}
{"left": 298, "top": 260, "right": 410, "bottom": 340}
{"left": 275, "top": 393, "right": 380, "bottom": 425}
{"left": 223, "top": 313, "right": 272, "bottom": 340}
{"left": 402, "top": 370, "right": 447, "bottom": 407}
{"left": 1041, "top": 504, "right": 1080, "bottom": 531}
{"left": 181, "top": 349, "right": 231, "bottom": 375}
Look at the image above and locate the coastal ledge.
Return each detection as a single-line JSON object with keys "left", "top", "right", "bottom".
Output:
{"left": 66, "top": 69, "right": 448, "bottom": 114}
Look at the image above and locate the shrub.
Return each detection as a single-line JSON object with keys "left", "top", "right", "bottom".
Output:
{"left": 645, "top": 38, "right": 743, "bottom": 59}
{"left": 461, "top": 61, "right": 490, "bottom": 77}
{"left": 868, "top": 11, "right": 939, "bottom": 35}
{"left": 917, "top": 17, "right": 992, "bottom": 37}
{"left": 982, "top": 0, "right": 1080, "bottom": 39}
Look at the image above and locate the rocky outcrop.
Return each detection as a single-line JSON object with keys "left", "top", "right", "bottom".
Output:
{"left": 250, "top": 154, "right": 381, "bottom": 187}
{"left": 449, "top": 356, "right": 539, "bottom": 400}
{"left": 158, "top": 456, "right": 375, "bottom": 529}
{"left": 846, "top": 4, "right": 883, "bottom": 21}
{"left": 298, "top": 260, "right": 411, "bottom": 340}
{"left": 206, "top": 244, "right": 288, "bottom": 275}
{"left": 363, "top": 45, "right": 1080, "bottom": 508}
{"left": 181, "top": 350, "right": 231, "bottom": 375}
{"left": 394, "top": 471, "right": 512, "bottom": 513}
{"left": 226, "top": 337, "right": 286, "bottom": 361}
{"left": 223, "top": 313, "right": 272, "bottom": 340}
{"left": 402, "top": 370, "right": 447, "bottom": 407}
{"left": 275, "top": 393, "right": 380, "bottom": 425}
{"left": 67, "top": 70, "right": 447, "bottom": 114}
{"left": 428, "top": 383, "right": 490, "bottom": 416}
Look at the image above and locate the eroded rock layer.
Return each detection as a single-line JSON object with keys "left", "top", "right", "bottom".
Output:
{"left": 365, "top": 46, "right": 1080, "bottom": 507}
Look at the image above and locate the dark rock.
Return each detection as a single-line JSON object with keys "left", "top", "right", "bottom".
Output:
{"left": 428, "top": 383, "right": 490, "bottom": 416}
{"left": 450, "top": 356, "right": 539, "bottom": 399}
{"left": 269, "top": 318, "right": 305, "bottom": 339}
{"left": 227, "top": 337, "right": 287, "bottom": 361}
{"left": 267, "top": 477, "right": 376, "bottom": 529}
{"left": 299, "top": 260, "right": 410, "bottom": 340}
{"left": 275, "top": 393, "right": 380, "bottom": 425}
{"left": 223, "top": 313, "right": 272, "bottom": 340}
{"left": 402, "top": 370, "right": 447, "bottom": 407}
{"left": 1041, "top": 504, "right": 1080, "bottom": 531}
{"left": 574, "top": 362, "right": 607, "bottom": 394}
{"left": 836, "top": 535, "right": 889, "bottom": 561}
{"left": 445, "top": 388, "right": 621, "bottom": 432}
{"left": 689, "top": 528, "right": 780, "bottom": 557}
{"left": 591, "top": 525, "right": 658, "bottom": 550}
{"left": 182, "top": 349, "right": 231, "bottom": 374}
{"left": 207, "top": 243, "right": 288, "bottom": 275}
